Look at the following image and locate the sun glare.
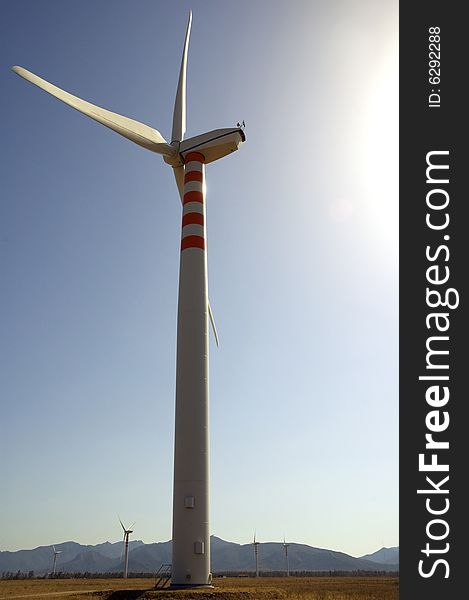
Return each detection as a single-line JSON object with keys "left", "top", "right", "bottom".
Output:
{"left": 361, "top": 47, "right": 399, "bottom": 252}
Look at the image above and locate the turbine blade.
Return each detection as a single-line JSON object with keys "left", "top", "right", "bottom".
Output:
{"left": 171, "top": 11, "right": 192, "bottom": 143}
{"left": 12, "top": 66, "right": 176, "bottom": 157}
{"left": 129, "top": 522, "right": 136, "bottom": 530}
{"left": 118, "top": 516, "right": 125, "bottom": 531}
{"left": 208, "top": 302, "right": 219, "bottom": 348}
{"left": 173, "top": 165, "right": 185, "bottom": 200}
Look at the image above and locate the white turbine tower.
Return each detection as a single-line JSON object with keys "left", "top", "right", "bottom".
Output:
{"left": 119, "top": 518, "right": 135, "bottom": 579}
{"left": 253, "top": 532, "right": 260, "bottom": 577}
{"left": 52, "top": 545, "right": 62, "bottom": 577}
{"left": 283, "top": 536, "right": 290, "bottom": 577}
{"left": 12, "top": 11, "right": 245, "bottom": 589}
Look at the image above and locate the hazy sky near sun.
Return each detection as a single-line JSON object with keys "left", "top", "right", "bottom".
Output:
{"left": 1, "top": 0, "right": 398, "bottom": 557}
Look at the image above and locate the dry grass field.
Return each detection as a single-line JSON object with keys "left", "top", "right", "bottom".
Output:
{"left": 0, "top": 577, "right": 149, "bottom": 599}
{"left": 0, "top": 576, "right": 399, "bottom": 600}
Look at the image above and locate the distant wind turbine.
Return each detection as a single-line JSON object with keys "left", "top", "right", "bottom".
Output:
{"left": 52, "top": 545, "right": 62, "bottom": 576}
{"left": 12, "top": 10, "right": 245, "bottom": 588}
{"left": 119, "top": 518, "right": 135, "bottom": 579}
{"left": 283, "top": 536, "right": 290, "bottom": 576}
{"left": 253, "top": 532, "right": 260, "bottom": 577}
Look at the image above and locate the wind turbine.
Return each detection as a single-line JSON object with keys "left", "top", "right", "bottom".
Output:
{"left": 12, "top": 11, "right": 245, "bottom": 589}
{"left": 253, "top": 532, "right": 260, "bottom": 577}
{"left": 52, "top": 545, "right": 62, "bottom": 577}
{"left": 283, "top": 536, "right": 290, "bottom": 577}
{"left": 119, "top": 517, "right": 135, "bottom": 579}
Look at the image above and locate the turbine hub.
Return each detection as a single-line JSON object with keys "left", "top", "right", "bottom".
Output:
{"left": 164, "top": 142, "right": 184, "bottom": 167}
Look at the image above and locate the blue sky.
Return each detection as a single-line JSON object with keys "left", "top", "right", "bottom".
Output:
{"left": 1, "top": 0, "right": 398, "bottom": 557}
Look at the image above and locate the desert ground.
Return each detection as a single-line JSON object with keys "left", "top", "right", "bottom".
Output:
{"left": 0, "top": 575, "right": 398, "bottom": 600}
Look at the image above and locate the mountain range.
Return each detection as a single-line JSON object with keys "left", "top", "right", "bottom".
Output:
{"left": 359, "top": 546, "right": 399, "bottom": 565}
{"left": 0, "top": 537, "right": 398, "bottom": 575}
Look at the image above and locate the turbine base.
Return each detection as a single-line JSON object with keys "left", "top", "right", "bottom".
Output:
{"left": 168, "top": 584, "right": 215, "bottom": 590}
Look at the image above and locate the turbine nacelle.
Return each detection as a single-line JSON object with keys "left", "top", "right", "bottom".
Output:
{"left": 165, "top": 127, "right": 246, "bottom": 167}
{"left": 180, "top": 127, "right": 245, "bottom": 164}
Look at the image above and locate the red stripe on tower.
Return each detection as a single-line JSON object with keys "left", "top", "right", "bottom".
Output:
{"left": 182, "top": 212, "right": 204, "bottom": 227}
{"left": 181, "top": 152, "right": 206, "bottom": 251}
{"left": 185, "top": 152, "right": 205, "bottom": 163}
{"left": 183, "top": 190, "right": 203, "bottom": 205}
{"left": 181, "top": 235, "right": 205, "bottom": 251}
{"left": 184, "top": 171, "right": 203, "bottom": 183}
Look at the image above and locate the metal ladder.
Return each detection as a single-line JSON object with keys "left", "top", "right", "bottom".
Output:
{"left": 155, "top": 563, "right": 172, "bottom": 589}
